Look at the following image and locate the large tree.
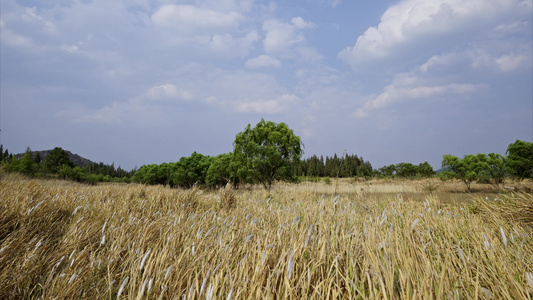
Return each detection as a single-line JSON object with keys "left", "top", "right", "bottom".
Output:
{"left": 441, "top": 154, "right": 485, "bottom": 192}
{"left": 506, "top": 140, "right": 533, "bottom": 180}
{"left": 44, "top": 147, "right": 74, "bottom": 174}
{"left": 480, "top": 153, "right": 507, "bottom": 190}
{"left": 206, "top": 152, "right": 239, "bottom": 188}
{"left": 233, "top": 119, "right": 303, "bottom": 189}
{"left": 171, "top": 152, "right": 213, "bottom": 188}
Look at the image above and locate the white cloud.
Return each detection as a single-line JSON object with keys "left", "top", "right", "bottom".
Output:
{"left": 75, "top": 84, "right": 193, "bottom": 124}
{"left": 338, "top": 0, "right": 529, "bottom": 68}
{"left": 262, "top": 17, "right": 315, "bottom": 56}
{"left": 245, "top": 55, "right": 282, "bottom": 68}
{"left": 151, "top": 4, "right": 244, "bottom": 33}
{"left": 354, "top": 73, "right": 487, "bottom": 118}
{"left": 495, "top": 53, "right": 528, "bottom": 72}
{"left": 203, "top": 30, "right": 260, "bottom": 58}
{"left": 235, "top": 94, "right": 301, "bottom": 114}
{"left": 61, "top": 44, "right": 79, "bottom": 53}
{"left": 145, "top": 84, "right": 192, "bottom": 101}
{"left": 291, "top": 17, "right": 315, "bottom": 29}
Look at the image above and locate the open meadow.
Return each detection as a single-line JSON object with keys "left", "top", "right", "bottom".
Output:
{"left": 1, "top": 173, "right": 532, "bottom": 299}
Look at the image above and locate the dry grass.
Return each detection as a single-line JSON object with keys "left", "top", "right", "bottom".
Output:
{"left": 1, "top": 174, "right": 532, "bottom": 299}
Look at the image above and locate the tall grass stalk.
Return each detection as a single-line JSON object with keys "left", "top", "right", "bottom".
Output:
{"left": 0, "top": 177, "right": 532, "bottom": 299}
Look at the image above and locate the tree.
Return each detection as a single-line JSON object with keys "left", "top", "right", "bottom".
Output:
{"left": 441, "top": 154, "right": 484, "bottom": 192}
{"left": 19, "top": 147, "right": 37, "bottom": 176}
{"left": 417, "top": 162, "right": 435, "bottom": 177}
{"left": 506, "top": 140, "right": 533, "bottom": 180}
{"left": 356, "top": 163, "right": 372, "bottom": 178}
{"left": 233, "top": 119, "right": 303, "bottom": 190}
{"left": 206, "top": 152, "right": 238, "bottom": 188}
{"left": 379, "top": 164, "right": 396, "bottom": 177}
{"left": 481, "top": 153, "right": 507, "bottom": 190}
{"left": 395, "top": 162, "right": 418, "bottom": 178}
{"left": 171, "top": 152, "right": 213, "bottom": 188}
{"left": 44, "top": 147, "right": 74, "bottom": 174}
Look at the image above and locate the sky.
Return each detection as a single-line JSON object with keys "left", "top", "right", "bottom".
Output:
{"left": 1, "top": 0, "right": 532, "bottom": 171}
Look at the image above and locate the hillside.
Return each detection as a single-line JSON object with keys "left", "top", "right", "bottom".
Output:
{"left": 15, "top": 149, "right": 94, "bottom": 167}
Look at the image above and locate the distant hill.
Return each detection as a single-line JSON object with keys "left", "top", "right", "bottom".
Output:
{"left": 15, "top": 149, "right": 94, "bottom": 167}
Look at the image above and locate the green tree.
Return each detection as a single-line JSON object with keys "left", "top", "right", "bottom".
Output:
{"left": 44, "top": 147, "right": 74, "bottom": 174}
{"left": 206, "top": 152, "right": 238, "bottom": 188}
{"left": 233, "top": 119, "right": 303, "bottom": 190}
{"left": 417, "top": 162, "right": 435, "bottom": 177}
{"left": 441, "top": 154, "right": 484, "bottom": 192}
{"left": 19, "top": 147, "right": 37, "bottom": 176}
{"left": 356, "top": 164, "right": 372, "bottom": 178}
{"left": 506, "top": 140, "right": 533, "bottom": 180}
{"left": 379, "top": 164, "right": 397, "bottom": 178}
{"left": 396, "top": 162, "right": 418, "bottom": 178}
{"left": 132, "top": 163, "right": 176, "bottom": 186}
{"left": 481, "top": 153, "right": 507, "bottom": 190}
{"left": 34, "top": 152, "right": 42, "bottom": 164}
{"left": 171, "top": 152, "right": 213, "bottom": 188}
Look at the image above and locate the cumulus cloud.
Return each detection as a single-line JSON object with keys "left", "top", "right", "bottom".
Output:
{"left": 245, "top": 55, "right": 282, "bottom": 68}
{"left": 354, "top": 72, "right": 488, "bottom": 118}
{"left": 151, "top": 4, "right": 243, "bottom": 33}
{"left": 338, "top": 0, "right": 530, "bottom": 68}
{"left": 262, "top": 17, "right": 315, "bottom": 56}
{"left": 291, "top": 17, "right": 316, "bottom": 29}
{"left": 202, "top": 30, "right": 260, "bottom": 58}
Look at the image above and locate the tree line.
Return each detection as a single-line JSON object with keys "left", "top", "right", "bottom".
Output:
{"left": 440, "top": 140, "right": 533, "bottom": 192}
{"left": 132, "top": 119, "right": 302, "bottom": 189}
{"left": 292, "top": 154, "right": 374, "bottom": 178}
{"left": 0, "top": 146, "right": 135, "bottom": 184}
{"left": 2, "top": 121, "right": 531, "bottom": 190}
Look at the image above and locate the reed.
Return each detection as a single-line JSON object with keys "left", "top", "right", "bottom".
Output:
{"left": 0, "top": 176, "right": 532, "bottom": 299}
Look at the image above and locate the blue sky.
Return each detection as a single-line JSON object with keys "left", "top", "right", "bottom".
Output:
{"left": 1, "top": 0, "right": 532, "bottom": 171}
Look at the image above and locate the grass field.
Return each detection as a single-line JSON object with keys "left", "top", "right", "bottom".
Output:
{"left": 1, "top": 173, "right": 532, "bottom": 299}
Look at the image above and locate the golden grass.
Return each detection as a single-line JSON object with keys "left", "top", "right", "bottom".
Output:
{"left": 1, "top": 175, "right": 532, "bottom": 299}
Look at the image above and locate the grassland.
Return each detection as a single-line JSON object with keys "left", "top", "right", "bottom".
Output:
{"left": 1, "top": 173, "right": 532, "bottom": 299}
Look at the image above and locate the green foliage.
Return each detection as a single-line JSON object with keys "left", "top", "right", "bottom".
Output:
{"left": 19, "top": 151, "right": 37, "bottom": 176}
{"left": 395, "top": 162, "right": 418, "bottom": 178}
{"left": 506, "top": 140, "right": 533, "bottom": 180}
{"left": 378, "top": 164, "right": 397, "bottom": 178}
{"left": 171, "top": 152, "right": 213, "bottom": 188}
{"left": 131, "top": 163, "right": 177, "bottom": 186}
{"left": 481, "top": 153, "right": 507, "bottom": 189}
{"left": 86, "top": 162, "right": 134, "bottom": 178}
{"left": 3, "top": 148, "right": 38, "bottom": 176}
{"left": 295, "top": 153, "right": 372, "bottom": 178}
{"left": 441, "top": 154, "right": 485, "bottom": 192}
{"left": 356, "top": 163, "right": 372, "bottom": 178}
{"left": 233, "top": 119, "right": 303, "bottom": 189}
{"left": 417, "top": 162, "right": 435, "bottom": 177}
{"left": 206, "top": 152, "right": 238, "bottom": 188}
{"left": 44, "top": 147, "right": 74, "bottom": 174}
{"left": 374, "top": 162, "right": 434, "bottom": 179}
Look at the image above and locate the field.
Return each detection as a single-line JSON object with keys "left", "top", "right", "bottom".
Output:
{"left": 1, "top": 173, "right": 532, "bottom": 299}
